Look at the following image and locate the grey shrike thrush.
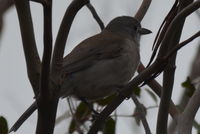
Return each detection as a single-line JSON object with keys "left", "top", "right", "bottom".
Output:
{"left": 10, "top": 16, "right": 151, "bottom": 132}
{"left": 59, "top": 16, "right": 151, "bottom": 99}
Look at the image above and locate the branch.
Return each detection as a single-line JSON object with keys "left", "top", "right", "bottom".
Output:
{"left": 14, "top": 0, "right": 41, "bottom": 96}
{"left": 131, "top": 93, "right": 151, "bottom": 134}
{"left": 165, "top": 30, "right": 200, "bottom": 59}
{"left": 177, "top": 87, "right": 200, "bottom": 134}
{"left": 134, "top": 0, "right": 152, "bottom": 22}
{"left": 137, "top": 63, "right": 180, "bottom": 119}
{"left": 86, "top": 3, "right": 105, "bottom": 30}
{"left": 147, "top": 0, "right": 178, "bottom": 67}
{"left": 9, "top": 101, "right": 37, "bottom": 132}
{"left": 156, "top": 1, "right": 198, "bottom": 134}
{"left": 10, "top": 0, "right": 89, "bottom": 132}
{"left": 51, "top": 0, "right": 89, "bottom": 84}
{"left": 177, "top": 40, "right": 200, "bottom": 134}
{"left": 35, "top": 0, "right": 55, "bottom": 133}
{"left": 39, "top": 1, "right": 53, "bottom": 99}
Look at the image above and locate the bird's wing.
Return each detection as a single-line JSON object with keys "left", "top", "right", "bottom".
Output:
{"left": 62, "top": 31, "right": 127, "bottom": 75}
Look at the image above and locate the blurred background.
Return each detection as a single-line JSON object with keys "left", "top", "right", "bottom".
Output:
{"left": 0, "top": 0, "right": 200, "bottom": 133}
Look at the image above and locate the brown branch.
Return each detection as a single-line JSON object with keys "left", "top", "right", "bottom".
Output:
{"left": 35, "top": 0, "right": 55, "bottom": 133}
{"left": 134, "top": 0, "right": 152, "bottom": 22}
{"left": 14, "top": 0, "right": 41, "bottom": 96}
{"left": 38, "top": 1, "right": 53, "bottom": 99}
{"left": 137, "top": 63, "right": 180, "bottom": 119}
{"left": 9, "top": 101, "right": 37, "bottom": 132}
{"left": 51, "top": 0, "right": 89, "bottom": 85}
{"left": 156, "top": 1, "right": 197, "bottom": 134}
{"left": 177, "top": 87, "right": 200, "bottom": 134}
{"left": 10, "top": 0, "right": 89, "bottom": 133}
{"left": 165, "top": 30, "right": 200, "bottom": 59}
{"left": 86, "top": 3, "right": 105, "bottom": 30}
{"left": 131, "top": 93, "right": 151, "bottom": 134}
{"left": 147, "top": 0, "right": 178, "bottom": 67}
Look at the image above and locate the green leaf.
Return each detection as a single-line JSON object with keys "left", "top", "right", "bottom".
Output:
{"left": 193, "top": 120, "right": 200, "bottom": 134}
{"left": 75, "top": 102, "right": 91, "bottom": 119}
{"left": 95, "top": 94, "right": 116, "bottom": 106}
{"left": 145, "top": 88, "right": 158, "bottom": 103}
{"left": 182, "top": 77, "right": 196, "bottom": 97}
{"left": 0, "top": 116, "right": 8, "bottom": 134}
{"left": 68, "top": 119, "right": 76, "bottom": 133}
{"left": 103, "top": 117, "right": 116, "bottom": 134}
{"left": 133, "top": 87, "right": 141, "bottom": 97}
{"left": 68, "top": 102, "right": 91, "bottom": 133}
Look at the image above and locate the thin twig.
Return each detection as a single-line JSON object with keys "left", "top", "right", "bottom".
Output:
{"left": 9, "top": 102, "right": 37, "bottom": 132}
{"left": 165, "top": 30, "right": 200, "bottom": 59}
{"left": 131, "top": 94, "right": 151, "bottom": 134}
{"left": 51, "top": 0, "right": 89, "bottom": 85}
{"left": 147, "top": 0, "right": 178, "bottom": 67}
{"left": 86, "top": 3, "right": 105, "bottom": 30}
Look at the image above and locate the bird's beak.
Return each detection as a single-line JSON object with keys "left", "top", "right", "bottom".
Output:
{"left": 138, "top": 28, "right": 152, "bottom": 35}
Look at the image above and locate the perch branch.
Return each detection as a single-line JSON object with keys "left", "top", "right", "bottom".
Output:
{"left": 14, "top": 0, "right": 41, "bottom": 96}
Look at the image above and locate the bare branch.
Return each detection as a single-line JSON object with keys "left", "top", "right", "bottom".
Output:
{"left": 9, "top": 102, "right": 37, "bottom": 132}
{"left": 165, "top": 31, "right": 200, "bottom": 59}
{"left": 177, "top": 87, "right": 200, "bottom": 134}
{"left": 137, "top": 63, "right": 180, "bottom": 119}
{"left": 51, "top": 0, "right": 89, "bottom": 85}
{"left": 131, "top": 93, "right": 151, "bottom": 134}
{"left": 39, "top": 1, "right": 53, "bottom": 99}
{"left": 134, "top": 0, "right": 152, "bottom": 22}
{"left": 156, "top": 1, "right": 199, "bottom": 134}
{"left": 86, "top": 3, "right": 105, "bottom": 30}
{"left": 14, "top": 0, "right": 41, "bottom": 95}
{"left": 147, "top": 0, "right": 178, "bottom": 67}
{"left": 35, "top": 1, "right": 55, "bottom": 133}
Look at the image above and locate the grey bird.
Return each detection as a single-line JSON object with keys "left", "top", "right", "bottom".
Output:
{"left": 59, "top": 16, "right": 151, "bottom": 100}
{"left": 10, "top": 16, "right": 151, "bottom": 132}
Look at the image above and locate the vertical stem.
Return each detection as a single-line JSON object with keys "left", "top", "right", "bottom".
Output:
{"left": 36, "top": 1, "right": 57, "bottom": 134}
{"left": 14, "top": 0, "right": 41, "bottom": 95}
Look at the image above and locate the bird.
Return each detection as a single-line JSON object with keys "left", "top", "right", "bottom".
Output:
{"left": 10, "top": 16, "right": 151, "bottom": 132}
{"left": 59, "top": 16, "right": 151, "bottom": 100}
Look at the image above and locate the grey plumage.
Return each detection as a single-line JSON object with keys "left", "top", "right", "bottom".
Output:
{"left": 59, "top": 16, "right": 151, "bottom": 99}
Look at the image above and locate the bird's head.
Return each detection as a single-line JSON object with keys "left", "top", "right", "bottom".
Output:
{"left": 105, "top": 16, "right": 151, "bottom": 42}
